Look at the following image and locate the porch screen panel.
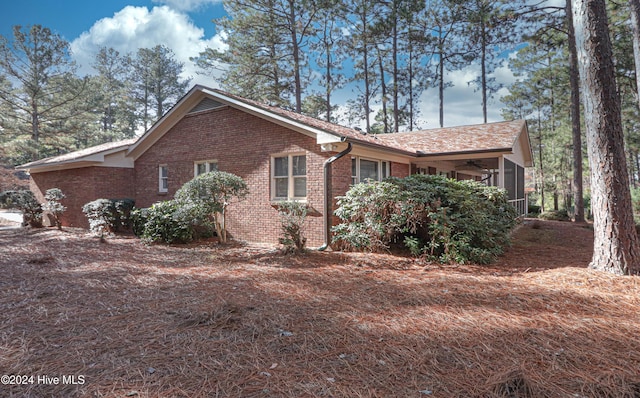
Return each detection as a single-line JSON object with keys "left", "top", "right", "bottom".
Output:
{"left": 504, "top": 159, "right": 516, "bottom": 200}
{"left": 517, "top": 165, "right": 525, "bottom": 200}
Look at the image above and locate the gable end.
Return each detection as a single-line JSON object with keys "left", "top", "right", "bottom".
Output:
{"left": 188, "top": 98, "right": 224, "bottom": 114}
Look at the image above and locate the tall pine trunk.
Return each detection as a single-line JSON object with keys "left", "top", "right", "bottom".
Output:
{"left": 631, "top": 0, "right": 640, "bottom": 104}
{"left": 566, "top": 0, "right": 585, "bottom": 222}
{"left": 572, "top": 0, "right": 640, "bottom": 275}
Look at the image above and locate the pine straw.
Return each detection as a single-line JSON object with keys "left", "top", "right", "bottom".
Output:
{"left": 1, "top": 220, "right": 640, "bottom": 397}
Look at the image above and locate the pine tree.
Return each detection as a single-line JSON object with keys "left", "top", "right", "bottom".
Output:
{"left": 0, "top": 25, "right": 88, "bottom": 162}
{"left": 131, "top": 45, "right": 190, "bottom": 131}
{"left": 572, "top": 0, "right": 640, "bottom": 275}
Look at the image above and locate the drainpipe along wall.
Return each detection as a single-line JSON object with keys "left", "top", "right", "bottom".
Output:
{"left": 318, "top": 142, "right": 352, "bottom": 251}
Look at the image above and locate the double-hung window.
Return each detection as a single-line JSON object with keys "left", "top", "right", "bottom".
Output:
{"left": 351, "top": 157, "right": 389, "bottom": 184}
{"left": 194, "top": 160, "right": 218, "bottom": 176}
{"left": 159, "top": 165, "right": 168, "bottom": 193}
{"left": 272, "top": 154, "right": 306, "bottom": 200}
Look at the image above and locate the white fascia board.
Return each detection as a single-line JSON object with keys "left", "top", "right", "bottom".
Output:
{"left": 316, "top": 131, "right": 343, "bottom": 144}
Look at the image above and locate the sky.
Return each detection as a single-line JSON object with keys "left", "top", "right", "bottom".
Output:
{"left": 0, "top": 0, "right": 517, "bottom": 129}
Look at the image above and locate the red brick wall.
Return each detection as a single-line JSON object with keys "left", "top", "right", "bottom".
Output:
{"left": 391, "top": 162, "right": 410, "bottom": 178}
{"left": 134, "top": 106, "right": 330, "bottom": 246}
{"left": 30, "top": 167, "right": 135, "bottom": 228}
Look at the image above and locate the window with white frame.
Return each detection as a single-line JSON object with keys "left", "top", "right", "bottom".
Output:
{"left": 159, "top": 165, "right": 168, "bottom": 193}
{"left": 194, "top": 160, "right": 218, "bottom": 176}
{"left": 272, "top": 154, "right": 306, "bottom": 200}
{"left": 351, "top": 157, "right": 389, "bottom": 184}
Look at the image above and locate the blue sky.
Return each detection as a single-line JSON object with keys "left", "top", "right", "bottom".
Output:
{"left": 1, "top": 0, "right": 227, "bottom": 87}
{"left": 0, "top": 0, "right": 517, "bottom": 128}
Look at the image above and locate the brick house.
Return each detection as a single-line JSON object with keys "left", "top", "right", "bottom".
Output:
{"left": 17, "top": 85, "right": 533, "bottom": 248}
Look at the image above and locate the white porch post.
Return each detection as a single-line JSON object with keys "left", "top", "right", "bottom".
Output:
{"left": 498, "top": 157, "right": 505, "bottom": 189}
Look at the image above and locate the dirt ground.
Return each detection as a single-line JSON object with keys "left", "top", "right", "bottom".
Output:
{"left": 1, "top": 219, "right": 640, "bottom": 397}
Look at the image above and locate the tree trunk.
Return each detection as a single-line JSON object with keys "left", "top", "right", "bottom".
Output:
{"left": 480, "top": 19, "right": 488, "bottom": 124}
{"left": 438, "top": 32, "right": 445, "bottom": 128}
{"left": 630, "top": 0, "right": 640, "bottom": 104}
{"left": 567, "top": 0, "right": 585, "bottom": 222}
{"left": 378, "top": 49, "right": 389, "bottom": 134}
{"left": 392, "top": 3, "right": 399, "bottom": 133}
{"left": 572, "top": 0, "right": 640, "bottom": 275}
{"left": 289, "top": 0, "right": 302, "bottom": 113}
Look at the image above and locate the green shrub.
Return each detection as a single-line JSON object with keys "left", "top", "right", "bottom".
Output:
{"left": 0, "top": 189, "right": 43, "bottom": 227}
{"left": 82, "top": 198, "right": 135, "bottom": 235}
{"left": 42, "top": 188, "right": 66, "bottom": 230}
{"left": 333, "top": 175, "right": 517, "bottom": 264}
{"left": 131, "top": 207, "right": 149, "bottom": 237}
{"left": 134, "top": 200, "right": 195, "bottom": 244}
{"left": 277, "top": 201, "right": 308, "bottom": 253}
{"left": 174, "top": 171, "right": 248, "bottom": 243}
{"left": 538, "top": 210, "right": 570, "bottom": 221}
{"left": 333, "top": 181, "right": 415, "bottom": 251}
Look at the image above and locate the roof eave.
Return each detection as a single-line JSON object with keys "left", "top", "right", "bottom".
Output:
{"left": 17, "top": 160, "right": 103, "bottom": 174}
{"left": 417, "top": 147, "right": 514, "bottom": 159}
{"left": 343, "top": 137, "right": 418, "bottom": 157}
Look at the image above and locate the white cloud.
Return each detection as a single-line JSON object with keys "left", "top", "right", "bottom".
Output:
{"left": 152, "top": 0, "right": 221, "bottom": 12}
{"left": 70, "top": 5, "right": 225, "bottom": 86}
{"left": 416, "top": 57, "right": 517, "bottom": 129}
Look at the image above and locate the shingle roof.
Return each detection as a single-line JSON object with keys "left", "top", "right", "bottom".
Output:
{"left": 210, "top": 89, "right": 526, "bottom": 156}
{"left": 204, "top": 88, "right": 405, "bottom": 152}
{"left": 18, "top": 86, "right": 529, "bottom": 172}
{"left": 374, "top": 120, "right": 527, "bottom": 156}
{"left": 17, "top": 138, "right": 137, "bottom": 169}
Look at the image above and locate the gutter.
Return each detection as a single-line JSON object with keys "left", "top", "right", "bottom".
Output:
{"left": 318, "top": 141, "right": 352, "bottom": 251}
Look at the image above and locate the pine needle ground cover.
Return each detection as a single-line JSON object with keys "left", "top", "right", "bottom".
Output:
{"left": 1, "top": 220, "right": 639, "bottom": 397}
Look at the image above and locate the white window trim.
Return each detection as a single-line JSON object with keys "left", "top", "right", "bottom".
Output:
{"left": 194, "top": 160, "right": 218, "bottom": 177}
{"left": 158, "top": 165, "right": 168, "bottom": 193}
{"left": 271, "top": 152, "right": 307, "bottom": 201}
{"left": 351, "top": 156, "right": 390, "bottom": 184}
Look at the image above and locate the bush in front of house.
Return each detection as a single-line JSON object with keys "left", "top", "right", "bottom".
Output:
{"left": 0, "top": 189, "right": 43, "bottom": 227}
{"left": 82, "top": 198, "right": 136, "bottom": 236}
{"left": 174, "top": 171, "right": 248, "bottom": 243}
{"left": 132, "top": 200, "right": 196, "bottom": 244}
{"left": 41, "top": 188, "right": 66, "bottom": 230}
{"left": 332, "top": 174, "right": 517, "bottom": 264}
{"left": 277, "top": 201, "right": 308, "bottom": 253}
{"left": 538, "top": 210, "right": 571, "bottom": 221}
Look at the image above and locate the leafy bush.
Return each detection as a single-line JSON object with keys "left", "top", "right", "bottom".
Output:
{"left": 333, "top": 181, "right": 412, "bottom": 251}
{"left": 0, "top": 189, "right": 43, "bottom": 227}
{"left": 41, "top": 188, "right": 66, "bottom": 230}
{"left": 538, "top": 210, "right": 570, "bottom": 221}
{"left": 82, "top": 198, "right": 135, "bottom": 235}
{"left": 133, "top": 200, "right": 195, "bottom": 244}
{"left": 333, "top": 175, "right": 517, "bottom": 264}
{"left": 175, "top": 171, "right": 248, "bottom": 243}
{"left": 277, "top": 201, "right": 308, "bottom": 253}
{"left": 112, "top": 199, "right": 136, "bottom": 231}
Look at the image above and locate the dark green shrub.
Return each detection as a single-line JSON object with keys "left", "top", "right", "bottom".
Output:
{"left": 175, "top": 171, "right": 248, "bottom": 243}
{"left": 0, "top": 190, "right": 42, "bottom": 227}
{"left": 538, "top": 210, "right": 570, "bottom": 221}
{"left": 131, "top": 207, "right": 149, "bottom": 237}
{"left": 82, "top": 198, "right": 136, "bottom": 235}
{"left": 333, "top": 175, "right": 517, "bottom": 264}
{"left": 134, "top": 200, "right": 195, "bottom": 244}
{"left": 333, "top": 181, "right": 415, "bottom": 251}
{"left": 277, "top": 201, "right": 308, "bottom": 253}
{"left": 42, "top": 188, "right": 66, "bottom": 230}
{"left": 112, "top": 198, "right": 135, "bottom": 231}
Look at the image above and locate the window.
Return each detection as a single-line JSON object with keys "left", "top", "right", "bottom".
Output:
{"left": 351, "top": 157, "right": 390, "bottom": 184}
{"left": 159, "top": 165, "right": 168, "bottom": 193}
{"left": 272, "top": 154, "right": 306, "bottom": 200}
{"left": 194, "top": 160, "right": 218, "bottom": 176}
